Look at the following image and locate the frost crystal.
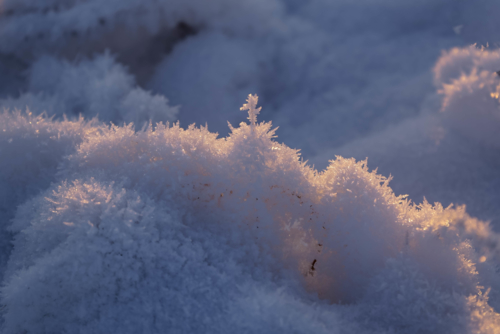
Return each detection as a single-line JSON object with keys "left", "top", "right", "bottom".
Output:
{"left": 240, "top": 94, "right": 262, "bottom": 133}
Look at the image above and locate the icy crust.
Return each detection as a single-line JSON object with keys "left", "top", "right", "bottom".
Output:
{"left": 2, "top": 96, "right": 500, "bottom": 333}
{"left": 0, "top": 54, "right": 178, "bottom": 125}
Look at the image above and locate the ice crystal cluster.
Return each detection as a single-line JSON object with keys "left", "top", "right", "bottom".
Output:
{"left": 2, "top": 0, "right": 500, "bottom": 333}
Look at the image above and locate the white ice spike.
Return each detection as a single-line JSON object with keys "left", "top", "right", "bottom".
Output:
{"left": 240, "top": 94, "right": 261, "bottom": 133}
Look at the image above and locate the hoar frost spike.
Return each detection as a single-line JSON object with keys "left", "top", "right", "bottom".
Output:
{"left": 240, "top": 94, "right": 261, "bottom": 133}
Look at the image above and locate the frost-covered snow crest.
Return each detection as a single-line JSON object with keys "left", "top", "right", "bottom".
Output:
{"left": 0, "top": 96, "right": 500, "bottom": 333}
{"left": 435, "top": 45, "right": 500, "bottom": 148}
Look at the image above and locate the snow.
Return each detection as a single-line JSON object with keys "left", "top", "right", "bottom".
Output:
{"left": 1, "top": 54, "right": 178, "bottom": 125}
{"left": 1, "top": 0, "right": 500, "bottom": 333}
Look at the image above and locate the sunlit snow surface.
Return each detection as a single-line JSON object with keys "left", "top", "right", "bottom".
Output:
{"left": 1, "top": 1, "right": 500, "bottom": 333}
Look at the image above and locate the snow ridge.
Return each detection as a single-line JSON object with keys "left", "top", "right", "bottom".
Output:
{"left": 0, "top": 97, "right": 499, "bottom": 333}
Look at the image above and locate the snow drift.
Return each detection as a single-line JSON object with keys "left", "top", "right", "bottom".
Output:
{"left": 0, "top": 96, "right": 499, "bottom": 333}
{"left": 436, "top": 46, "right": 500, "bottom": 148}
{"left": 2, "top": 0, "right": 500, "bottom": 333}
{"left": 312, "top": 44, "right": 500, "bottom": 228}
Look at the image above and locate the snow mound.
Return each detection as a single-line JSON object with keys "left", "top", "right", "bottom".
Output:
{"left": 435, "top": 46, "right": 500, "bottom": 148}
{"left": 0, "top": 54, "right": 178, "bottom": 125}
{"left": 2, "top": 96, "right": 500, "bottom": 333}
{"left": 0, "top": 110, "right": 99, "bottom": 277}
{"left": 312, "top": 45, "right": 500, "bottom": 229}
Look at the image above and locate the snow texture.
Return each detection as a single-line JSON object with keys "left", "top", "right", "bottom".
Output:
{"left": 1, "top": 0, "right": 500, "bottom": 333}
{"left": 1, "top": 54, "right": 178, "bottom": 125}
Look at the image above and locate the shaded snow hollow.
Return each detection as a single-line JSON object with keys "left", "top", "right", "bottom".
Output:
{"left": 0, "top": 95, "right": 499, "bottom": 333}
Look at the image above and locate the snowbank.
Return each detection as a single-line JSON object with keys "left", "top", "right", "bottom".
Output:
{"left": 0, "top": 110, "right": 99, "bottom": 277}
{"left": 1, "top": 96, "right": 500, "bottom": 333}
{"left": 313, "top": 45, "right": 500, "bottom": 236}
{"left": 2, "top": 0, "right": 500, "bottom": 333}
{"left": 436, "top": 46, "right": 500, "bottom": 148}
